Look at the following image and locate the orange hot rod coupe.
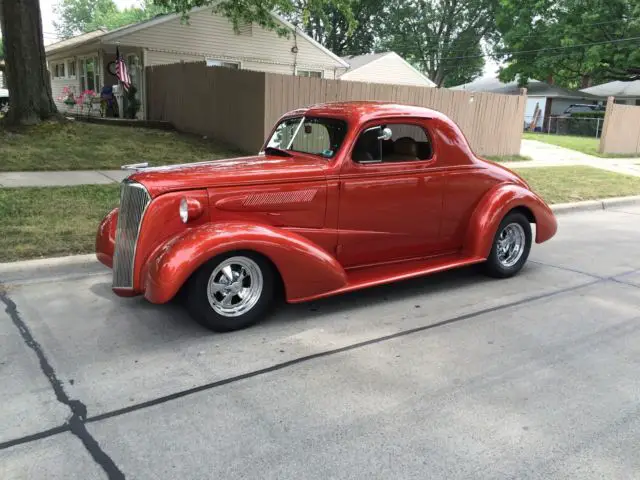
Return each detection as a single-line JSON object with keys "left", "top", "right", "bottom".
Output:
{"left": 96, "top": 102, "right": 557, "bottom": 332}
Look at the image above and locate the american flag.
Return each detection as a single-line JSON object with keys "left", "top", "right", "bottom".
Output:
{"left": 115, "top": 47, "right": 131, "bottom": 91}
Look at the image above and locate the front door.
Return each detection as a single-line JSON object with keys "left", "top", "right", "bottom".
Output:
{"left": 337, "top": 120, "right": 445, "bottom": 268}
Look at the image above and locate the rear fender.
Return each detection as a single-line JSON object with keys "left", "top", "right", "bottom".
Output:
{"left": 463, "top": 183, "right": 557, "bottom": 259}
{"left": 143, "top": 222, "right": 348, "bottom": 304}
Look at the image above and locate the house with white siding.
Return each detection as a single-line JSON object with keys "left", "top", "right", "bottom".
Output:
{"left": 44, "top": 6, "right": 349, "bottom": 119}
{"left": 451, "top": 76, "right": 605, "bottom": 129}
{"left": 340, "top": 52, "right": 436, "bottom": 87}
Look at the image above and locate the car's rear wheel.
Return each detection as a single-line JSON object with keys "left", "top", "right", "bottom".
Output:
{"left": 483, "top": 212, "right": 532, "bottom": 278}
{"left": 186, "top": 252, "right": 275, "bottom": 332}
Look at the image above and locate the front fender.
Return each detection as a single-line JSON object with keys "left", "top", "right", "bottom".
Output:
{"left": 143, "top": 222, "right": 348, "bottom": 304}
{"left": 96, "top": 207, "right": 118, "bottom": 268}
{"left": 463, "top": 183, "right": 557, "bottom": 259}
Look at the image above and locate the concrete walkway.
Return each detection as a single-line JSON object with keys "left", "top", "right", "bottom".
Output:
{"left": 0, "top": 170, "right": 130, "bottom": 187}
{"left": 501, "top": 139, "right": 640, "bottom": 177}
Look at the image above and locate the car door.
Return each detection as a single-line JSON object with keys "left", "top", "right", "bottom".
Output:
{"left": 336, "top": 119, "right": 447, "bottom": 268}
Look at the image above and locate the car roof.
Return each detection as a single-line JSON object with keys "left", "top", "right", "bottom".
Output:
{"left": 285, "top": 101, "right": 451, "bottom": 124}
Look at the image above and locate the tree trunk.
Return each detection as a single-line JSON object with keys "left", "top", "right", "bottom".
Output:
{"left": 0, "top": 0, "right": 59, "bottom": 125}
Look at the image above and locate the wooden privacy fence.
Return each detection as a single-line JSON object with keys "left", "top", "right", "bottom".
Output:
{"left": 599, "top": 97, "right": 640, "bottom": 155}
{"left": 146, "top": 62, "right": 527, "bottom": 156}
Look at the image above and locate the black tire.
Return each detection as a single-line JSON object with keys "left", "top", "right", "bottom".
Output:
{"left": 186, "top": 252, "right": 276, "bottom": 332}
{"left": 483, "top": 211, "right": 532, "bottom": 278}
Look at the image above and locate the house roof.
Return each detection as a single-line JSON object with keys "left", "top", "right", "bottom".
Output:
{"left": 340, "top": 51, "right": 436, "bottom": 86}
{"left": 451, "top": 76, "right": 604, "bottom": 100}
{"left": 341, "top": 52, "right": 390, "bottom": 70}
{"left": 44, "top": 7, "right": 349, "bottom": 68}
{"left": 45, "top": 29, "right": 108, "bottom": 55}
{"left": 581, "top": 80, "right": 640, "bottom": 98}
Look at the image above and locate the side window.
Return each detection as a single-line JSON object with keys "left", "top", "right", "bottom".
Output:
{"left": 352, "top": 123, "right": 433, "bottom": 163}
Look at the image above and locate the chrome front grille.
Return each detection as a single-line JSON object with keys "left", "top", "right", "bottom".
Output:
{"left": 112, "top": 180, "right": 151, "bottom": 288}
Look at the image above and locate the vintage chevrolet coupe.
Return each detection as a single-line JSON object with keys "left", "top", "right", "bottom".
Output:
{"left": 96, "top": 102, "right": 557, "bottom": 332}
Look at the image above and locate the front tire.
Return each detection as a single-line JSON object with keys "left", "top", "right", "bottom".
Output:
{"left": 483, "top": 212, "right": 532, "bottom": 278}
{"left": 187, "top": 252, "right": 275, "bottom": 332}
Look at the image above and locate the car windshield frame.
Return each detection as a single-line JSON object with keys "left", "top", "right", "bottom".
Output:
{"left": 264, "top": 115, "right": 348, "bottom": 160}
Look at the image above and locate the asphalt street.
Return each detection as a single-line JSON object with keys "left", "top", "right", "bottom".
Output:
{"left": 1, "top": 206, "right": 639, "bottom": 479}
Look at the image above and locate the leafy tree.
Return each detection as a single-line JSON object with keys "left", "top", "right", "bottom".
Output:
{"left": 154, "top": 0, "right": 354, "bottom": 37}
{"left": 54, "top": 0, "right": 168, "bottom": 39}
{"left": 0, "top": 39, "right": 4, "bottom": 60}
{"left": 0, "top": 0, "right": 59, "bottom": 125}
{"left": 495, "top": 0, "right": 640, "bottom": 88}
{"left": 378, "top": 0, "right": 498, "bottom": 87}
{"left": 286, "top": 0, "right": 382, "bottom": 56}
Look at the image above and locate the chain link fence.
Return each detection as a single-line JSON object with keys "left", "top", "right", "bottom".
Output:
{"left": 524, "top": 114, "right": 605, "bottom": 138}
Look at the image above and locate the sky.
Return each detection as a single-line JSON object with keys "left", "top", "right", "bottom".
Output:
{"left": 39, "top": 0, "right": 139, "bottom": 45}
{"left": 37, "top": 0, "right": 499, "bottom": 76}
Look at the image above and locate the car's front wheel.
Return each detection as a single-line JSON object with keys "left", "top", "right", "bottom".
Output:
{"left": 483, "top": 211, "right": 532, "bottom": 278}
{"left": 187, "top": 252, "right": 275, "bottom": 332}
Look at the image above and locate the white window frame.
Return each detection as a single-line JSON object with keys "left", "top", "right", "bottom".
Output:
{"left": 78, "top": 55, "right": 101, "bottom": 93}
{"left": 52, "top": 62, "right": 66, "bottom": 79}
{"left": 296, "top": 68, "right": 323, "bottom": 78}
{"left": 65, "top": 58, "right": 77, "bottom": 79}
{"left": 206, "top": 58, "right": 242, "bottom": 69}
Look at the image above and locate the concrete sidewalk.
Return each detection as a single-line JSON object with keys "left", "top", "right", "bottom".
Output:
{"left": 503, "top": 139, "right": 640, "bottom": 177}
{"left": 0, "top": 170, "right": 130, "bottom": 187}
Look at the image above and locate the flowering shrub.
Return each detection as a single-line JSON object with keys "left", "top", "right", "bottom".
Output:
{"left": 77, "top": 89, "right": 98, "bottom": 106}
{"left": 57, "top": 87, "right": 77, "bottom": 111}
{"left": 57, "top": 88, "right": 101, "bottom": 115}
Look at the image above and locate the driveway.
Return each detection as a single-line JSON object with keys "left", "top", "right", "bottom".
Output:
{"left": 517, "top": 139, "right": 640, "bottom": 177}
{"left": 2, "top": 206, "right": 640, "bottom": 479}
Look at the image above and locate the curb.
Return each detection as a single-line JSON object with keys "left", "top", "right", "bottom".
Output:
{"left": 0, "top": 254, "right": 107, "bottom": 285}
{"left": 1, "top": 195, "right": 638, "bottom": 281}
{"left": 551, "top": 195, "right": 640, "bottom": 215}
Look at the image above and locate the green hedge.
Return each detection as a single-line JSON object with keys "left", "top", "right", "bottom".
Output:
{"left": 570, "top": 111, "right": 606, "bottom": 119}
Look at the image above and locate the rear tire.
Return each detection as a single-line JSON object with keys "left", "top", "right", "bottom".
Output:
{"left": 483, "top": 212, "right": 532, "bottom": 278}
{"left": 186, "top": 252, "right": 275, "bottom": 332}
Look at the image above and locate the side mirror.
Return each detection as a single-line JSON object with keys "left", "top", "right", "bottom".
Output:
{"left": 378, "top": 127, "right": 392, "bottom": 141}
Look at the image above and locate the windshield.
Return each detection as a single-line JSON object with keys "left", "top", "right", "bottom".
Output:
{"left": 265, "top": 116, "right": 348, "bottom": 159}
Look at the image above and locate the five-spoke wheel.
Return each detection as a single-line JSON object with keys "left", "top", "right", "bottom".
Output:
{"left": 483, "top": 211, "right": 532, "bottom": 278}
{"left": 187, "top": 252, "right": 275, "bottom": 332}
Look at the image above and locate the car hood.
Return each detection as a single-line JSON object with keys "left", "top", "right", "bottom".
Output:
{"left": 128, "top": 154, "right": 329, "bottom": 197}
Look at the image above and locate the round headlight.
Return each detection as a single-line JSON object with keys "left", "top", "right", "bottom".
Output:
{"left": 179, "top": 197, "right": 189, "bottom": 223}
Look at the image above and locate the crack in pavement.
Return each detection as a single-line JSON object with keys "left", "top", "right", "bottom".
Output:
{"left": 0, "top": 268, "right": 626, "bottom": 455}
{"left": 0, "top": 288, "right": 125, "bottom": 479}
{"left": 2, "top": 276, "right": 601, "bottom": 449}
{"left": 528, "top": 260, "right": 605, "bottom": 279}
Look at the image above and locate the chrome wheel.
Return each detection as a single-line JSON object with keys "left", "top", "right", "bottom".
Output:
{"left": 207, "top": 257, "right": 263, "bottom": 317}
{"left": 496, "top": 223, "right": 526, "bottom": 268}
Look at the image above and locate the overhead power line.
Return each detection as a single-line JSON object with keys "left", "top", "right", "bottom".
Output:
{"left": 417, "top": 36, "right": 640, "bottom": 62}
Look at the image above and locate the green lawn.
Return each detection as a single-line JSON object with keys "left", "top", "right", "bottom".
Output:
{"left": 522, "top": 132, "right": 640, "bottom": 158}
{"left": 514, "top": 166, "right": 640, "bottom": 204}
{"left": 0, "top": 121, "right": 242, "bottom": 171}
{"left": 0, "top": 185, "right": 120, "bottom": 262}
{"left": 486, "top": 154, "right": 532, "bottom": 163}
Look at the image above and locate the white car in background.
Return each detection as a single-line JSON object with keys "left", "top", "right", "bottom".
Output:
{"left": 0, "top": 88, "right": 8, "bottom": 115}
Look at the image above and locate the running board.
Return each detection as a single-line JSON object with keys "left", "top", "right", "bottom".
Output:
{"left": 292, "top": 253, "right": 486, "bottom": 303}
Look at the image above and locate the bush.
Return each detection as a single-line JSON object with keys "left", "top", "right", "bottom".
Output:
{"left": 570, "top": 111, "right": 605, "bottom": 119}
